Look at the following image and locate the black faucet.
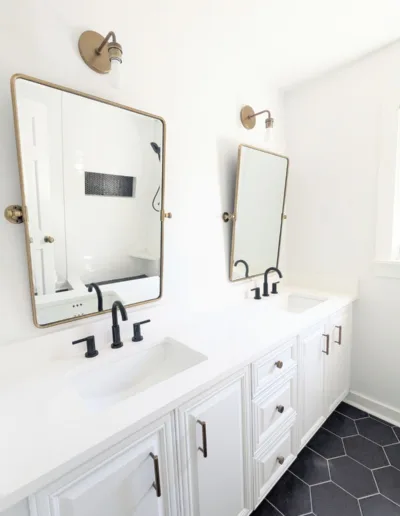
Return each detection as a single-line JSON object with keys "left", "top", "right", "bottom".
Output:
{"left": 263, "top": 267, "right": 283, "bottom": 297}
{"left": 87, "top": 283, "right": 103, "bottom": 312}
{"left": 111, "top": 301, "right": 128, "bottom": 349}
{"left": 234, "top": 259, "right": 250, "bottom": 278}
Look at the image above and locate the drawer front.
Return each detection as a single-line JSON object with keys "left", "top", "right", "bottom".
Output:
{"left": 253, "top": 377, "right": 295, "bottom": 451}
{"left": 252, "top": 338, "right": 296, "bottom": 397}
{"left": 254, "top": 425, "right": 296, "bottom": 507}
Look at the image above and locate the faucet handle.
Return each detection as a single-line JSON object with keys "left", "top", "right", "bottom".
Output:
{"left": 251, "top": 287, "right": 262, "bottom": 300}
{"left": 132, "top": 319, "right": 151, "bottom": 342}
{"left": 271, "top": 281, "right": 280, "bottom": 295}
{"left": 72, "top": 336, "right": 98, "bottom": 358}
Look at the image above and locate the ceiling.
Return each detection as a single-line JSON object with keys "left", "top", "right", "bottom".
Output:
{"left": 254, "top": 0, "right": 400, "bottom": 88}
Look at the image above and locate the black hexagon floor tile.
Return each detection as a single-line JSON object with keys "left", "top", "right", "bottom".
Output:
{"left": 290, "top": 447, "right": 330, "bottom": 486}
{"left": 356, "top": 418, "right": 398, "bottom": 446}
{"left": 252, "top": 500, "right": 283, "bottom": 515}
{"left": 329, "top": 456, "right": 377, "bottom": 498}
{"left": 369, "top": 415, "right": 392, "bottom": 426}
{"left": 343, "top": 435, "right": 388, "bottom": 469}
{"left": 267, "top": 471, "right": 312, "bottom": 516}
{"left": 308, "top": 428, "right": 345, "bottom": 459}
{"left": 336, "top": 402, "right": 368, "bottom": 420}
{"left": 323, "top": 412, "right": 357, "bottom": 438}
{"left": 385, "top": 443, "right": 400, "bottom": 470}
{"left": 359, "top": 494, "right": 400, "bottom": 516}
{"left": 311, "top": 482, "right": 361, "bottom": 516}
{"left": 374, "top": 466, "right": 400, "bottom": 505}
{"left": 393, "top": 427, "right": 400, "bottom": 441}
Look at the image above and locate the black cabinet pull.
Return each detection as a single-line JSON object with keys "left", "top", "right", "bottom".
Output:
{"left": 322, "top": 334, "right": 330, "bottom": 355}
{"left": 197, "top": 420, "right": 208, "bottom": 458}
{"left": 150, "top": 452, "right": 161, "bottom": 497}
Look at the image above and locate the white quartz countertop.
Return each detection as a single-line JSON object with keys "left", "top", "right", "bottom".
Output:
{"left": 0, "top": 287, "right": 355, "bottom": 511}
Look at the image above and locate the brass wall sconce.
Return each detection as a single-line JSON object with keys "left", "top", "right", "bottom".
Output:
{"left": 78, "top": 30, "right": 123, "bottom": 75}
{"left": 240, "top": 105, "right": 274, "bottom": 131}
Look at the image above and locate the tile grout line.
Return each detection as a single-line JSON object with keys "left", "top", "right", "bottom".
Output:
{"left": 321, "top": 425, "right": 357, "bottom": 441}
{"left": 380, "top": 493, "right": 400, "bottom": 509}
{"left": 331, "top": 479, "right": 360, "bottom": 500}
{"left": 332, "top": 451, "right": 387, "bottom": 472}
{"left": 354, "top": 420, "right": 398, "bottom": 448}
{"left": 306, "top": 445, "right": 344, "bottom": 462}
{"left": 357, "top": 498, "right": 364, "bottom": 516}
{"left": 265, "top": 499, "right": 286, "bottom": 516}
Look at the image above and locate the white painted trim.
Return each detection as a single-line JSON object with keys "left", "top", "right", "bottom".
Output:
{"left": 373, "top": 260, "right": 400, "bottom": 279}
{"left": 346, "top": 391, "right": 400, "bottom": 426}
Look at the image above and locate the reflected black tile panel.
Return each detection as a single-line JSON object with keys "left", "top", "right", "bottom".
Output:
{"left": 359, "top": 495, "right": 400, "bottom": 516}
{"left": 356, "top": 418, "right": 398, "bottom": 446}
{"left": 323, "top": 412, "right": 357, "bottom": 438}
{"left": 329, "top": 456, "right": 377, "bottom": 498}
{"left": 393, "top": 427, "right": 400, "bottom": 441}
{"left": 336, "top": 402, "right": 368, "bottom": 420}
{"left": 385, "top": 443, "right": 400, "bottom": 471}
{"left": 289, "top": 447, "right": 329, "bottom": 486}
{"left": 267, "top": 471, "right": 311, "bottom": 516}
{"left": 343, "top": 435, "right": 388, "bottom": 469}
{"left": 374, "top": 466, "right": 400, "bottom": 506}
{"left": 308, "top": 428, "right": 345, "bottom": 459}
{"left": 311, "top": 482, "right": 361, "bottom": 516}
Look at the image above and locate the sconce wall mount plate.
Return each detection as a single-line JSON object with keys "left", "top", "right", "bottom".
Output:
{"left": 79, "top": 30, "right": 113, "bottom": 74}
{"left": 240, "top": 105, "right": 256, "bottom": 130}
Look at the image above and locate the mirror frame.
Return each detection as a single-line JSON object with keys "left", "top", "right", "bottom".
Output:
{"left": 229, "top": 144, "right": 289, "bottom": 282}
{"left": 10, "top": 74, "right": 167, "bottom": 328}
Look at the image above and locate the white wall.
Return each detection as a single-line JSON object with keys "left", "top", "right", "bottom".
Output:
{"left": 285, "top": 40, "right": 400, "bottom": 417}
{"left": 0, "top": 0, "right": 286, "bottom": 345}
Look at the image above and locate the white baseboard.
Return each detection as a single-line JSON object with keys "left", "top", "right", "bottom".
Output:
{"left": 346, "top": 391, "right": 400, "bottom": 427}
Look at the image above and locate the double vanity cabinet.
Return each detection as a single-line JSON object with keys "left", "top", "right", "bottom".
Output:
{"left": 3, "top": 297, "right": 352, "bottom": 516}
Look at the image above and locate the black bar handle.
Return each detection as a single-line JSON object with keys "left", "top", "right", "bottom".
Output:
{"left": 197, "top": 420, "right": 208, "bottom": 458}
{"left": 150, "top": 452, "right": 161, "bottom": 497}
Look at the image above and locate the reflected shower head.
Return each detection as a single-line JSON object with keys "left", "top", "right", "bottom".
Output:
{"left": 150, "top": 142, "right": 161, "bottom": 161}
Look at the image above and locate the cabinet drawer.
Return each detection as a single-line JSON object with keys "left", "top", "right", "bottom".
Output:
{"left": 253, "top": 376, "right": 295, "bottom": 450}
{"left": 254, "top": 424, "right": 296, "bottom": 507}
{"left": 252, "top": 338, "right": 296, "bottom": 397}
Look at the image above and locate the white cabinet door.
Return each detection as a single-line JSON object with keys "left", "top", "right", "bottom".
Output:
{"left": 177, "top": 369, "right": 252, "bottom": 516}
{"left": 298, "top": 322, "right": 326, "bottom": 448}
{"left": 325, "top": 308, "right": 352, "bottom": 415}
{"left": 30, "top": 414, "right": 178, "bottom": 516}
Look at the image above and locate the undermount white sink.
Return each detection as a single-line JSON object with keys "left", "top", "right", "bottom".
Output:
{"left": 72, "top": 338, "right": 207, "bottom": 411}
{"left": 277, "top": 293, "right": 327, "bottom": 314}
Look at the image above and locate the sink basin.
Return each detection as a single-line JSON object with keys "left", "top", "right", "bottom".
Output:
{"left": 72, "top": 338, "right": 207, "bottom": 411}
{"left": 278, "top": 294, "right": 327, "bottom": 314}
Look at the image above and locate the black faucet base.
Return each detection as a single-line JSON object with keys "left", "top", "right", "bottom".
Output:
{"left": 85, "top": 349, "right": 99, "bottom": 358}
{"left": 111, "top": 324, "right": 124, "bottom": 349}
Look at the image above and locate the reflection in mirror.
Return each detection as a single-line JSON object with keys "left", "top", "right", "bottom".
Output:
{"left": 12, "top": 76, "right": 165, "bottom": 327}
{"left": 230, "top": 145, "right": 288, "bottom": 281}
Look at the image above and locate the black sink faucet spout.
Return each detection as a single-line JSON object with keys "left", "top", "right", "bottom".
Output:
{"left": 263, "top": 267, "right": 283, "bottom": 297}
{"left": 87, "top": 283, "right": 103, "bottom": 312}
{"left": 111, "top": 301, "right": 128, "bottom": 349}
{"left": 234, "top": 259, "right": 250, "bottom": 278}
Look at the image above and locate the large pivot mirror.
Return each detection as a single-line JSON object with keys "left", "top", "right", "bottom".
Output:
{"left": 228, "top": 145, "right": 289, "bottom": 281}
{"left": 11, "top": 75, "right": 166, "bottom": 327}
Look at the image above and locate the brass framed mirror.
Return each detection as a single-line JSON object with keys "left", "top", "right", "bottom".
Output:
{"left": 10, "top": 74, "right": 167, "bottom": 327}
{"left": 228, "top": 144, "right": 289, "bottom": 282}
